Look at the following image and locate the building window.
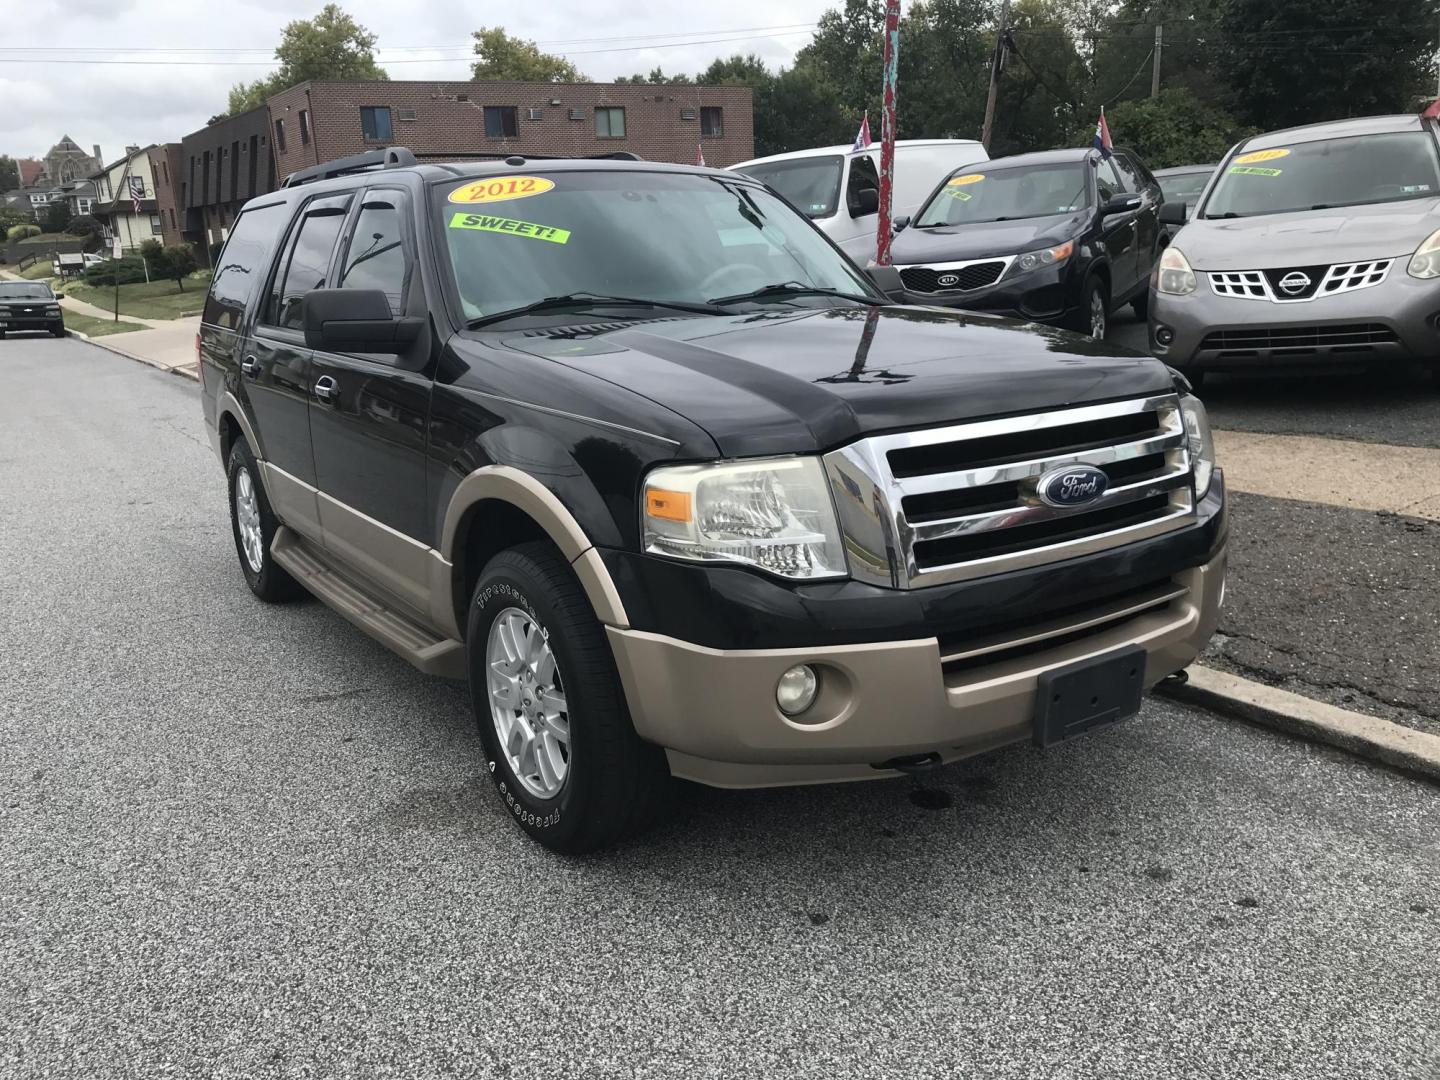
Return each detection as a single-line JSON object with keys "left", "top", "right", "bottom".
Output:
{"left": 299, "top": 109, "right": 311, "bottom": 145}
{"left": 161, "top": 161, "right": 169, "bottom": 186}
{"left": 168, "top": 208, "right": 176, "bottom": 228}
{"left": 595, "top": 107, "right": 626, "bottom": 138}
{"left": 361, "top": 106, "right": 393, "bottom": 142}
{"left": 150, "top": 215, "right": 163, "bottom": 235}
{"left": 397, "top": 108, "right": 417, "bottom": 122}
{"left": 701, "top": 107, "right": 724, "bottom": 137}
{"left": 76, "top": 198, "right": 92, "bottom": 214}
{"left": 483, "top": 106, "right": 519, "bottom": 139}
{"left": 274, "top": 118, "right": 287, "bottom": 153}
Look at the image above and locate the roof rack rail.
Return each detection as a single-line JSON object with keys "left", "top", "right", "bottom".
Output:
{"left": 410, "top": 150, "right": 645, "bottom": 163}
{"left": 280, "top": 146, "right": 418, "bottom": 188}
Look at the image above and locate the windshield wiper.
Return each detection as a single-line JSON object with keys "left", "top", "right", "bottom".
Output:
{"left": 466, "top": 292, "right": 724, "bottom": 329}
{"left": 708, "top": 282, "right": 884, "bottom": 307}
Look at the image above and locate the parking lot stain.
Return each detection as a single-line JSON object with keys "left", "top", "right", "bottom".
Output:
{"left": 299, "top": 688, "right": 372, "bottom": 705}
{"left": 807, "top": 912, "right": 831, "bottom": 927}
{"left": 1234, "top": 895, "right": 1261, "bottom": 909}
{"left": 1144, "top": 865, "right": 1176, "bottom": 883}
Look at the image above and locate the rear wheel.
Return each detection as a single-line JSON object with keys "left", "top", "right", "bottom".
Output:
{"left": 467, "top": 542, "right": 668, "bottom": 853}
{"left": 226, "top": 437, "right": 302, "bottom": 602}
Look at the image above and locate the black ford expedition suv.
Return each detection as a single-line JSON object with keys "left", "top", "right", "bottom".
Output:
{"left": 200, "top": 147, "right": 1226, "bottom": 853}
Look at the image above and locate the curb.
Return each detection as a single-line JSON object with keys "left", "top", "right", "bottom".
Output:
{"left": 66, "top": 328, "right": 199, "bottom": 382}
{"left": 1158, "top": 664, "right": 1440, "bottom": 785}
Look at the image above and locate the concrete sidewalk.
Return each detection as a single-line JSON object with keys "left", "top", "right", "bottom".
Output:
{"left": 71, "top": 315, "right": 201, "bottom": 379}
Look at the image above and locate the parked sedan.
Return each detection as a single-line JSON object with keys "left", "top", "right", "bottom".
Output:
{"left": 0, "top": 281, "right": 66, "bottom": 338}
{"left": 1153, "top": 164, "right": 1216, "bottom": 241}
{"left": 877, "top": 147, "right": 1164, "bottom": 339}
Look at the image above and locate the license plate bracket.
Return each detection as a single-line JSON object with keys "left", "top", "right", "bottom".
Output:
{"left": 1033, "top": 645, "right": 1146, "bottom": 748}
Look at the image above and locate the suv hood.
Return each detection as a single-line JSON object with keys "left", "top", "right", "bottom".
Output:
{"left": 502, "top": 306, "right": 1174, "bottom": 457}
{"left": 1179, "top": 198, "right": 1440, "bottom": 270}
{"left": 891, "top": 211, "right": 1089, "bottom": 264}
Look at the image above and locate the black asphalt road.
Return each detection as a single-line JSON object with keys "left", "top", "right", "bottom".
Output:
{"left": 1110, "top": 311, "right": 1440, "bottom": 447}
{"left": 3, "top": 339, "right": 1438, "bottom": 1079}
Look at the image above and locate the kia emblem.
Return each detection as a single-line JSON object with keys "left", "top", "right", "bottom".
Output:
{"left": 1037, "top": 464, "right": 1109, "bottom": 508}
{"left": 1278, "top": 271, "right": 1310, "bottom": 295}
{"left": 936, "top": 273, "right": 960, "bottom": 288}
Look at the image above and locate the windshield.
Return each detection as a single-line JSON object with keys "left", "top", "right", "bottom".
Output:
{"left": 733, "top": 156, "right": 844, "bottom": 218}
{"left": 914, "top": 163, "right": 1090, "bottom": 227}
{"left": 1157, "top": 170, "right": 1212, "bottom": 205}
{"left": 1202, "top": 132, "right": 1440, "bottom": 218}
{"left": 437, "top": 170, "right": 876, "bottom": 325}
{"left": 0, "top": 283, "right": 54, "bottom": 300}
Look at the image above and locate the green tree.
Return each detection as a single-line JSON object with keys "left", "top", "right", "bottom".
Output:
{"left": 227, "top": 4, "right": 388, "bottom": 115}
{"left": 68, "top": 214, "right": 102, "bottom": 239}
{"left": 1073, "top": 87, "right": 1249, "bottom": 167}
{"left": 470, "top": 27, "right": 586, "bottom": 82}
{"left": 7, "top": 224, "right": 41, "bottom": 241}
{"left": 41, "top": 201, "right": 72, "bottom": 234}
{"left": 142, "top": 240, "right": 199, "bottom": 290}
{"left": 0, "top": 155, "right": 19, "bottom": 191}
{"left": 0, "top": 207, "right": 30, "bottom": 236}
{"left": 615, "top": 68, "right": 691, "bottom": 85}
{"left": 1217, "top": 0, "right": 1435, "bottom": 130}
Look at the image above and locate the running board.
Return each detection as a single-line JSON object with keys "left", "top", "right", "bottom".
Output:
{"left": 270, "top": 527, "right": 466, "bottom": 679}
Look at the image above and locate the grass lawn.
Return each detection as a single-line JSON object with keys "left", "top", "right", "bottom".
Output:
{"left": 19, "top": 261, "right": 57, "bottom": 280}
{"left": 63, "top": 311, "right": 145, "bottom": 337}
{"left": 68, "top": 275, "right": 211, "bottom": 320}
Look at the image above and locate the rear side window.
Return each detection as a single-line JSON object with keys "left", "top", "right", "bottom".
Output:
{"left": 263, "top": 195, "right": 351, "bottom": 330}
{"left": 339, "top": 192, "right": 412, "bottom": 316}
{"left": 203, "top": 203, "right": 286, "bottom": 330}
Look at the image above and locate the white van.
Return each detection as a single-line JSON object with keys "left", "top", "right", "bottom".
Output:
{"left": 731, "top": 139, "right": 989, "bottom": 262}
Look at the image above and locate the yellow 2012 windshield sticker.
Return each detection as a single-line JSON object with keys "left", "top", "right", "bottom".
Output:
{"left": 449, "top": 176, "right": 555, "bottom": 205}
{"left": 1228, "top": 165, "right": 1283, "bottom": 177}
{"left": 449, "top": 212, "right": 571, "bottom": 243}
{"left": 948, "top": 173, "right": 985, "bottom": 186}
{"left": 1233, "top": 148, "right": 1289, "bottom": 165}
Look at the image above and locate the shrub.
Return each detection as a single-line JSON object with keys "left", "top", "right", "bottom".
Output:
{"left": 68, "top": 214, "right": 102, "bottom": 239}
{"left": 83, "top": 256, "right": 149, "bottom": 286}
{"left": 6, "top": 223, "right": 40, "bottom": 242}
{"left": 42, "top": 202, "right": 73, "bottom": 234}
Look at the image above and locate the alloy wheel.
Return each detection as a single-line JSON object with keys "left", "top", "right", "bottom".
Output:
{"left": 1090, "top": 289, "right": 1107, "bottom": 340}
{"left": 234, "top": 466, "right": 264, "bottom": 574}
{"left": 486, "top": 606, "right": 570, "bottom": 799}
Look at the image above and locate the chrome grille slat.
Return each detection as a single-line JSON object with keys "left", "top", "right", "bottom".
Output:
{"left": 822, "top": 394, "right": 1197, "bottom": 589}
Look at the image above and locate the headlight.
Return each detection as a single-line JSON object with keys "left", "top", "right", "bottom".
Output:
{"left": 1156, "top": 247, "right": 1197, "bottom": 295}
{"left": 642, "top": 456, "right": 847, "bottom": 580}
{"left": 1408, "top": 228, "right": 1440, "bottom": 278}
{"left": 46, "top": 306, "right": 60, "bottom": 314}
{"left": 1179, "top": 394, "right": 1216, "bottom": 499}
{"left": 1002, "top": 240, "right": 1074, "bottom": 279}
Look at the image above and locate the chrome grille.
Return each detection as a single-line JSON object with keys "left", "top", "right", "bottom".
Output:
{"left": 822, "top": 395, "right": 1195, "bottom": 588}
{"left": 1206, "top": 260, "right": 1393, "bottom": 303}
{"left": 897, "top": 258, "right": 1010, "bottom": 294}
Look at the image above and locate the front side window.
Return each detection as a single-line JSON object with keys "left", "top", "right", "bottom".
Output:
{"left": 1094, "top": 160, "right": 1122, "bottom": 201}
{"left": 700, "top": 107, "right": 724, "bottom": 137}
{"left": 1202, "top": 132, "right": 1440, "bottom": 219}
{"left": 436, "top": 170, "right": 876, "bottom": 324}
{"left": 484, "top": 106, "right": 519, "bottom": 139}
{"left": 203, "top": 202, "right": 287, "bottom": 329}
{"left": 914, "top": 163, "right": 1090, "bottom": 227}
{"left": 735, "top": 155, "right": 843, "bottom": 219}
{"left": 595, "top": 107, "right": 626, "bottom": 139}
{"left": 846, "top": 155, "right": 880, "bottom": 217}
{"left": 1112, "top": 154, "right": 1145, "bottom": 193}
{"left": 340, "top": 193, "right": 411, "bottom": 316}
{"left": 264, "top": 195, "right": 351, "bottom": 329}
{"left": 361, "top": 107, "right": 393, "bottom": 142}
{"left": 1158, "top": 170, "right": 1213, "bottom": 205}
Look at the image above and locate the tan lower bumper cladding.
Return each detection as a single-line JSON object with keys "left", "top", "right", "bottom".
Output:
{"left": 607, "top": 550, "right": 1227, "bottom": 788}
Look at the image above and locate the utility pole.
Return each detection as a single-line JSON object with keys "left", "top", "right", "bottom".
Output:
{"left": 1151, "top": 23, "right": 1163, "bottom": 97}
{"left": 874, "top": 0, "right": 902, "bottom": 266}
{"left": 980, "top": 0, "right": 1012, "bottom": 152}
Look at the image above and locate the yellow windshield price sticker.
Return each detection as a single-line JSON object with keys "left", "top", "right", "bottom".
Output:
{"left": 449, "top": 212, "right": 571, "bottom": 244}
{"left": 1233, "top": 148, "right": 1289, "bottom": 165}
{"left": 948, "top": 173, "right": 985, "bottom": 186}
{"left": 449, "top": 176, "right": 556, "bottom": 205}
{"left": 1228, "top": 165, "right": 1283, "bottom": 177}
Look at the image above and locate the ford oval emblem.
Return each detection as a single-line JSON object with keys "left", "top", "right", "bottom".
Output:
{"left": 1037, "top": 464, "right": 1109, "bottom": 508}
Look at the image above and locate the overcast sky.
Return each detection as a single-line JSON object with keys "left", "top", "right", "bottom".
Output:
{"left": 2, "top": 0, "right": 826, "bottom": 166}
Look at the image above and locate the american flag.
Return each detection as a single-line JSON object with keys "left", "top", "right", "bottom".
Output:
{"left": 129, "top": 175, "right": 144, "bottom": 214}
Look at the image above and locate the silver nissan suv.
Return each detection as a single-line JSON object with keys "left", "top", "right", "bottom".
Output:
{"left": 1148, "top": 114, "right": 1440, "bottom": 384}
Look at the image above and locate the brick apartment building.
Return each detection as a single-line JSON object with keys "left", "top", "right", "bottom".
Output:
{"left": 265, "top": 80, "right": 754, "bottom": 183}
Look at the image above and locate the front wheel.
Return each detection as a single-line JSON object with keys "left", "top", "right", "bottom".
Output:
{"left": 467, "top": 542, "right": 667, "bottom": 853}
{"left": 1067, "top": 275, "right": 1109, "bottom": 340}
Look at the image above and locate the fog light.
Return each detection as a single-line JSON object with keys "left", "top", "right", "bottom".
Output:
{"left": 776, "top": 664, "right": 818, "bottom": 716}
{"left": 1155, "top": 326, "right": 1175, "bottom": 346}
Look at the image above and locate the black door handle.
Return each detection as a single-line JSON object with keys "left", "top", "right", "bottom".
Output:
{"left": 239, "top": 355, "right": 260, "bottom": 377}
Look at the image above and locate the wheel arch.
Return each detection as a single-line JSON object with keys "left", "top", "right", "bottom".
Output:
{"left": 218, "top": 391, "right": 261, "bottom": 467}
{"left": 441, "top": 465, "right": 630, "bottom": 638}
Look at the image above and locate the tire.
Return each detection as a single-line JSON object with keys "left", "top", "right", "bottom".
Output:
{"left": 467, "top": 541, "right": 668, "bottom": 854}
{"left": 51, "top": 327, "right": 66, "bottom": 338}
{"left": 226, "top": 436, "right": 303, "bottom": 602}
{"left": 1067, "top": 275, "right": 1109, "bottom": 340}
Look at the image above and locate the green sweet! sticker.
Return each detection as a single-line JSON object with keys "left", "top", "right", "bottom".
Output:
{"left": 449, "top": 212, "right": 571, "bottom": 243}
{"left": 1227, "top": 166, "right": 1283, "bottom": 178}
{"left": 942, "top": 188, "right": 973, "bottom": 201}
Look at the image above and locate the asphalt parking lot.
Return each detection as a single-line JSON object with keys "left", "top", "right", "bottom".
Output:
{"left": 3, "top": 337, "right": 1438, "bottom": 1078}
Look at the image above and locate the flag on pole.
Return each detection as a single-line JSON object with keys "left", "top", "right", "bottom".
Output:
{"left": 695, "top": 143, "right": 706, "bottom": 167}
{"left": 129, "top": 175, "right": 144, "bottom": 214}
{"left": 1422, "top": 98, "right": 1440, "bottom": 119}
{"left": 1092, "top": 108, "right": 1114, "bottom": 159}
{"left": 852, "top": 111, "right": 872, "bottom": 152}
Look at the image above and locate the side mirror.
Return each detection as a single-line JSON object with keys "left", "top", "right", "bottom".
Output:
{"left": 1159, "top": 200, "right": 1188, "bottom": 226}
{"left": 302, "top": 289, "right": 421, "bottom": 354}
{"left": 54, "top": 292, "right": 65, "bottom": 300}
{"left": 1102, "top": 192, "right": 1143, "bottom": 215}
{"left": 866, "top": 264, "right": 904, "bottom": 297}
{"left": 892, "top": 215, "right": 911, "bottom": 233}
{"left": 852, "top": 187, "right": 880, "bottom": 216}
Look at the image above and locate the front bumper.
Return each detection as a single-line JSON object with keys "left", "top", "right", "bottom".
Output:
{"left": 887, "top": 263, "right": 1077, "bottom": 324}
{"left": 1149, "top": 268, "right": 1440, "bottom": 371}
{"left": 0, "top": 312, "right": 64, "bottom": 332}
